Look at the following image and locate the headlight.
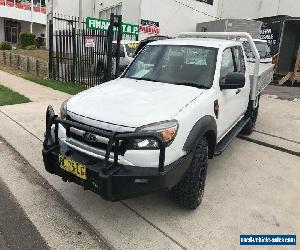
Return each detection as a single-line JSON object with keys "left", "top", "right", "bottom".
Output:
{"left": 132, "top": 120, "right": 178, "bottom": 149}
{"left": 60, "top": 99, "right": 68, "bottom": 119}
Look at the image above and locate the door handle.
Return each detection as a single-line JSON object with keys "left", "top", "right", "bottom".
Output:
{"left": 236, "top": 89, "right": 241, "bottom": 95}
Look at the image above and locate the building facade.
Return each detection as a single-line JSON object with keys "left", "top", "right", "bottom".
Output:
{"left": 47, "top": 0, "right": 300, "bottom": 40}
{"left": 0, "top": 0, "right": 46, "bottom": 44}
{"left": 218, "top": 0, "right": 300, "bottom": 20}
{"left": 97, "top": 0, "right": 220, "bottom": 39}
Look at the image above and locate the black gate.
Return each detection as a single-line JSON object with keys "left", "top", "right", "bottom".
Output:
{"left": 48, "top": 13, "right": 134, "bottom": 88}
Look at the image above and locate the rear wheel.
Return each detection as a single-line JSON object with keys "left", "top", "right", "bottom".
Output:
{"left": 240, "top": 95, "right": 260, "bottom": 135}
{"left": 172, "top": 137, "right": 208, "bottom": 209}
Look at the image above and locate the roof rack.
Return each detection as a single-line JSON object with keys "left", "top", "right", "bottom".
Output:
{"left": 178, "top": 32, "right": 260, "bottom": 103}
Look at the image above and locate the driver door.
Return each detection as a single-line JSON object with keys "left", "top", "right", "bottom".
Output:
{"left": 217, "top": 47, "right": 248, "bottom": 140}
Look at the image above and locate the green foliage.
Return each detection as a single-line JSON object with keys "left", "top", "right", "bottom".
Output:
{"left": 19, "top": 32, "right": 36, "bottom": 49}
{"left": 0, "top": 41, "right": 12, "bottom": 50}
{"left": 0, "top": 84, "right": 31, "bottom": 106}
{"left": 25, "top": 45, "right": 37, "bottom": 50}
{"left": 23, "top": 76, "right": 86, "bottom": 95}
{"left": 16, "top": 43, "right": 23, "bottom": 49}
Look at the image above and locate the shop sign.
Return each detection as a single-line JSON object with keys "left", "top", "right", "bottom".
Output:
{"left": 260, "top": 19, "right": 282, "bottom": 54}
{"left": 140, "top": 19, "right": 160, "bottom": 35}
{"left": 86, "top": 17, "right": 139, "bottom": 36}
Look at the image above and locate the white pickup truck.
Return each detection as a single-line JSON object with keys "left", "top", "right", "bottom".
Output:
{"left": 43, "top": 33, "right": 272, "bottom": 209}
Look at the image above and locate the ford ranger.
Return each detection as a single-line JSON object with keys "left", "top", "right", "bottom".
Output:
{"left": 43, "top": 32, "right": 271, "bottom": 209}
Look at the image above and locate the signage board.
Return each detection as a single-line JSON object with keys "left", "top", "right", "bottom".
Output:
{"left": 85, "top": 36, "right": 95, "bottom": 48}
{"left": 260, "top": 19, "right": 283, "bottom": 55}
{"left": 86, "top": 17, "right": 139, "bottom": 36}
{"left": 140, "top": 19, "right": 160, "bottom": 35}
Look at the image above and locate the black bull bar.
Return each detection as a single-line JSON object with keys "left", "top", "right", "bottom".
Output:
{"left": 43, "top": 106, "right": 167, "bottom": 174}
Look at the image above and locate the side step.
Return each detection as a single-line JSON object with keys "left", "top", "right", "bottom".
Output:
{"left": 214, "top": 117, "right": 250, "bottom": 156}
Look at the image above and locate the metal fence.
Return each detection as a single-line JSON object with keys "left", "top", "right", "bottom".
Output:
{"left": 48, "top": 13, "right": 137, "bottom": 88}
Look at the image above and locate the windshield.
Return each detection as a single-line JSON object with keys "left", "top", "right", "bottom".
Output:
{"left": 243, "top": 41, "right": 271, "bottom": 59}
{"left": 125, "top": 43, "right": 139, "bottom": 58}
{"left": 123, "top": 45, "right": 218, "bottom": 88}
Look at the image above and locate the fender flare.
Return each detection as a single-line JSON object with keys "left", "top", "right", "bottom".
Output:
{"left": 183, "top": 116, "right": 217, "bottom": 158}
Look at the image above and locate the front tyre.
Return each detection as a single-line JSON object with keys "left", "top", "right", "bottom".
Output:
{"left": 172, "top": 137, "right": 208, "bottom": 209}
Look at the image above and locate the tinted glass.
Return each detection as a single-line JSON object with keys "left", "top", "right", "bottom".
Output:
{"left": 220, "top": 48, "right": 235, "bottom": 79}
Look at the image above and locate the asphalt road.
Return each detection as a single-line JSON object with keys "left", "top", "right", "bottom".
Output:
{"left": 0, "top": 178, "right": 49, "bottom": 250}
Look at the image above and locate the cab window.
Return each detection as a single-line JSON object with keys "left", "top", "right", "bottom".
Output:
{"left": 233, "top": 46, "right": 246, "bottom": 73}
{"left": 220, "top": 48, "right": 235, "bottom": 79}
{"left": 220, "top": 47, "right": 245, "bottom": 81}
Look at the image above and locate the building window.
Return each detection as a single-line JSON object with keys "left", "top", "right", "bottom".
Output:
{"left": 4, "top": 19, "right": 21, "bottom": 44}
{"left": 99, "top": 4, "right": 122, "bottom": 20}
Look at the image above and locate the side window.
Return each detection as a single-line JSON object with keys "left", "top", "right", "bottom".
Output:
{"left": 233, "top": 46, "right": 246, "bottom": 73}
{"left": 220, "top": 48, "right": 235, "bottom": 79}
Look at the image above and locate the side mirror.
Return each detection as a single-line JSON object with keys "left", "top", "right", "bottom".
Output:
{"left": 220, "top": 72, "right": 245, "bottom": 90}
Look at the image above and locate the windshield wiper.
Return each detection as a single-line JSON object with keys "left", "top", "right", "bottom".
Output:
{"left": 126, "top": 77, "right": 159, "bottom": 82}
{"left": 173, "top": 82, "right": 210, "bottom": 89}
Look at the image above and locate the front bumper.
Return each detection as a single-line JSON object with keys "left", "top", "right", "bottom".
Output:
{"left": 43, "top": 145, "right": 192, "bottom": 201}
{"left": 42, "top": 106, "right": 192, "bottom": 201}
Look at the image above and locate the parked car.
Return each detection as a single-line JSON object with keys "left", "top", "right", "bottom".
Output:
{"left": 134, "top": 35, "right": 171, "bottom": 55}
{"left": 243, "top": 39, "right": 273, "bottom": 63}
{"left": 43, "top": 32, "right": 272, "bottom": 209}
{"left": 96, "top": 40, "right": 140, "bottom": 79}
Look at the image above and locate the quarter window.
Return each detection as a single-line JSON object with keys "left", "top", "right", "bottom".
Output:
{"left": 233, "top": 46, "right": 246, "bottom": 73}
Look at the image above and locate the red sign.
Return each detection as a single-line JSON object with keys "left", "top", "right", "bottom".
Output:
{"left": 140, "top": 19, "right": 160, "bottom": 35}
{"left": 0, "top": 0, "right": 5, "bottom": 6}
{"left": 6, "top": 0, "right": 14, "bottom": 7}
{"left": 139, "top": 25, "right": 160, "bottom": 35}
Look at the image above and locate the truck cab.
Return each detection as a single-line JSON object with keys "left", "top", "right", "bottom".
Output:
{"left": 43, "top": 33, "right": 265, "bottom": 209}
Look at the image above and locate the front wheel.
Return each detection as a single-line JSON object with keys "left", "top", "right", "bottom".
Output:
{"left": 172, "top": 137, "right": 208, "bottom": 209}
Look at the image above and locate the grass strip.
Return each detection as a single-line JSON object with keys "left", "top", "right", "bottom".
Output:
{"left": 0, "top": 85, "right": 31, "bottom": 106}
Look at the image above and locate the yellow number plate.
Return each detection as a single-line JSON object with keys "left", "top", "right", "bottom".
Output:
{"left": 59, "top": 155, "right": 87, "bottom": 180}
